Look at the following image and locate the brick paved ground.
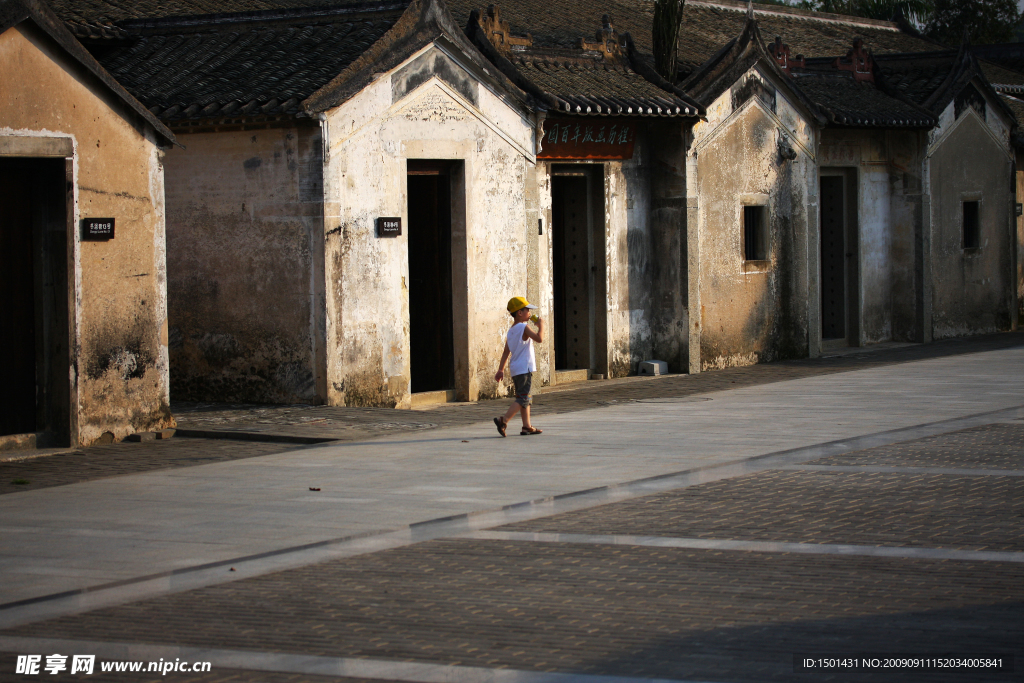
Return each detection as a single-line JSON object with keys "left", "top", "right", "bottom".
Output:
{"left": 807, "top": 422, "right": 1024, "bottom": 470}
{"left": 0, "top": 658, "right": 383, "bottom": 683}
{"left": 498, "top": 423, "right": 1024, "bottom": 549}
{"left": 2, "top": 421, "right": 1020, "bottom": 682}
{"left": 4, "top": 331, "right": 1023, "bottom": 495}
{"left": 3, "top": 541, "right": 1018, "bottom": 682}
{"left": 497, "top": 471, "right": 1024, "bottom": 550}
{"left": 0, "top": 440, "right": 305, "bottom": 496}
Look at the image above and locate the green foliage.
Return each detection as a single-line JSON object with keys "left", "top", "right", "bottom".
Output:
{"left": 925, "top": 0, "right": 1021, "bottom": 46}
{"left": 653, "top": 0, "right": 686, "bottom": 82}
{"left": 797, "top": 0, "right": 932, "bottom": 23}
{"left": 794, "top": 0, "right": 1021, "bottom": 45}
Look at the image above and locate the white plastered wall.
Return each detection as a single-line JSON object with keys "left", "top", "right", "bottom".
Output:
{"left": 688, "top": 64, "right": 817, "bottom": 371}
{"left": 322, "top": 43, "right": 535, "bottom": 406}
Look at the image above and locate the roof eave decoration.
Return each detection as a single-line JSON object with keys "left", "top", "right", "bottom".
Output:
{"left": 468, "top": 9, "right": 701, "bottom": 118}
{"left": 465, "top": 5, "right": 557, "bottom": 111}
{"left": 1, "top": 0, "right": 177, "bottom": 147}
{"left": 680, "top": 11, "right": 825, "bottom": 124}
{"left": 621, "top": 33, "right": 705, "bottom": 118}
{"left": 835, "top": 38, "right": 873, "bottom": 83}
{"left": 919, "top": 32, "right": 1018, "bottom": 126}
{"left": 769, "top": 37, "right": 805, "bottom": 76}
{"left": 477, "top": 4, "right": 532, "bottom": 56}
{"left": 303, "top": 0, "right": 528, "bottom": 115}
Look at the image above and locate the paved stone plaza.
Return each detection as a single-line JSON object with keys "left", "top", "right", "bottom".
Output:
{"left": 1, "top": 333, "right": 1022, "bottom": 682}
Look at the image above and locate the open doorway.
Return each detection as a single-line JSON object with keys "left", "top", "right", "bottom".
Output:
{"left": 819, "top": 170, "right": 859, "bottom": 346}
{"left": 407, "top": 160, "right": 455, "bottom": 394}
{"left": 551, "top": 164, "right": 604, "bottom": 373}
{"left": 0, "top": 157, "right": 71, "bottom": 445}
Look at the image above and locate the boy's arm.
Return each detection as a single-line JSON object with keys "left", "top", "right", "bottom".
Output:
{"left": 523, "top": 316, "right": 544, "bottom": 344}
{"left": 494, "top": 341, "right": 511, "bottom": 381}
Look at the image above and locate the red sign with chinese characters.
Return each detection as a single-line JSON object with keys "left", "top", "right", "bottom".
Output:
{"left": 538, "top": 117, "right": 637, "bottom": 159}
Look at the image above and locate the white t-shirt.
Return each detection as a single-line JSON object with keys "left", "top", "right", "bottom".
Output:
{"left": 507, "top": 322, "right": 536, "bottom": 376}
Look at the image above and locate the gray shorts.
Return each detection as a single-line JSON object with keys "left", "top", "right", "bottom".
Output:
{"left": 512, "top": 372, "right": 533, "bottom": 406}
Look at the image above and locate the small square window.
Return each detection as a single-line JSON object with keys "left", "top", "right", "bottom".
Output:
{"left": 962, "top": 200, "right": 980, "bottom": 250}
{"left": 743, "top": 205, "right": 767, "bottom": 261}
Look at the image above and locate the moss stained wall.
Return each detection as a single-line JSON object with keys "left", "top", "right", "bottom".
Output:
{"left": 323, "top": 44, "right": 534, "bottom": 407}
{"left": 163, "top": 125, "right": 324, "bottom": 404}
{"left": 690, "top": 67, "right": 814, "bottom": 371}
{"left": 927, "top": 104, "right": 1014, "bottom": 338}
{"left": 820, "top": 129, "right": 927, "bottom": 345}
{"left": 0, "top": 24, "right": 171, "bottom": 445}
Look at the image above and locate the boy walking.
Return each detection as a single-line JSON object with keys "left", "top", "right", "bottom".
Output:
{"left": 494, "top": 297, "right": 544, "bottom": 436}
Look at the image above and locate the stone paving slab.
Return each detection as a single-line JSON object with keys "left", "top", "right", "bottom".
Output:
{"left": 3, "top": 540, "right": 1020, "bottom": 682}
{"left": 806, "top": 422, "right": 1024, "bottom": 470}
{"left": 172, "top": 331, "right": 1024, "bottom": 441}
{"left": 2, "top": 332, "right": 1021, "bottom": 497}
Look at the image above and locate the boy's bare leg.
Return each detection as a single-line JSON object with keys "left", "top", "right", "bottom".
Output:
{"left": 520, "top": 405, "right": 533, "bottom": 430}
{"left": 502, "top": 402, "right": 521, "bottom": 425}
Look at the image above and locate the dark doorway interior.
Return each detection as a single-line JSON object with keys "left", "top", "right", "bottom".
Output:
{"left": 820, "top": 175, "right": 847, "bottom": 341}
{"left": 407, "top": 160, "right": 454, "bottom": 394}
{"left": 552, "top": 172, "right": 592, "bottom": 371}
{"left": 0, "top": 158, "right": 70, "bottom": 442}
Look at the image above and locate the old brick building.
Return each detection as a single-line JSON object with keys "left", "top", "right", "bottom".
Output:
{"left": 27, "top": 0, "right": 1022, "bottom": 416}
{"left": 1, "top": 0, "right": 177, "bottom": 448}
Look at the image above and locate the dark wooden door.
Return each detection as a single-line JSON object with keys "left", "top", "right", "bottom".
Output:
{"left": 0, "top": 165, "right": 38, "bottom": 435}
{"left": 820, "top": 176, "right": 846, "bottom": 340}
{"left": 552, "top": 175, "right": 591, "bottom": 370}
{"left": 407, "top": 169, "right": 454, "bottom": 393}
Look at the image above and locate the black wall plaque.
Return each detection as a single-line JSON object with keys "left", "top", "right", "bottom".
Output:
{"left": 377, "top": 217, "right": 401, "bottom": 237}
{"left": 82, "top": 217, "right": 115, "bottom": 241}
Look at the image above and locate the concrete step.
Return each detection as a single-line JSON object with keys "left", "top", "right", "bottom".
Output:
{"left": 555, "top": 369, "right": 589, "bottom": 385}
{"left": 410, "top": 389, "right": 456, "bottom": 407}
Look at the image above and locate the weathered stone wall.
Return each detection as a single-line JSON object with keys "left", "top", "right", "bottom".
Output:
{"left": 163, "top": 124, "right": 325, "bottom": 404}
{"left": 927, "top": 101, "right": 1014, "bottom": 339}
{"left": 323, "top": 44, "right": 534, "bottom": 406}
{"left": 690, "top": 67, "right": 814, "bottom": 371}
{"left": 819, "top": 129, "right": 927, "bottom": 345}
{"left": 603, "top": 123, "right": 681, "bottom": 378}
{"left": 1017, "top": 150, "right": 1024, "bottom": 327}
{"left": 645, "top": 120, "right": 691, "bottom": 373}
{"left": 0, "top": 23, "right": 172, "bottom": 445}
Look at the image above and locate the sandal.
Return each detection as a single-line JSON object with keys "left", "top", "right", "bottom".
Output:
{"left": 520, "top": 427, "right": 543, "bottom": 436}
{"left": 494, "top": 417, "right": 507, "bottom": 437}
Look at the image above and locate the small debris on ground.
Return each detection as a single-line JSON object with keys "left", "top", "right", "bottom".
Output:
{"left": 309, "top": 487, "right": 321, "bottom": 491}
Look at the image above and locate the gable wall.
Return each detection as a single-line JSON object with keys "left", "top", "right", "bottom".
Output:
{"left": 162, "top": 124, "right": 325, "bottom": 404}
{"left": 0, "top": 23, "right": 171, "bottom": 445}
{"left": 927, "top": 103, "right": 1015, "bottom": 338}
{"left": 690, "top": 67, "right": 815, "bottom": 371}
{"left": 323, "top": 45, "right": 535, "bottom": 406}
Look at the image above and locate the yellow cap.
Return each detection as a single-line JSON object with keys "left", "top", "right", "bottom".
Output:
{"left": 507, "top": 296, "right": 537, "bottom": 313}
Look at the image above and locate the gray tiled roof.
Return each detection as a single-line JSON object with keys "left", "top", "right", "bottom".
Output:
{"left": 509, "top": 50, "right": 699, "bottom": 116}
{"left": 444, "top": 0, "right": 940, "bottom": 74}
{"left": 91, "top": 6, "right": 400, "bottom": 121}
{"left": 793, "top": 72, "right": 934, "bottom": 127}
{"left": 877, "top": 51, "right": 956, "bottom": 105}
